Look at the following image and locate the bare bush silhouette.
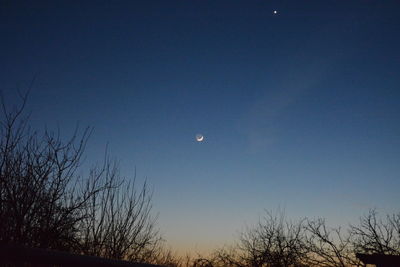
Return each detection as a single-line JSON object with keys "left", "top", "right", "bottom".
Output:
{"left": 77, "top": 161, "right": 161, "bottom": 261}
{"left": 213, "top": 210, "right": 308, "bottom": 267}
{"left": 350, "top": 209, "right": 400, "bottom": 256}
{"left": 305, "top": 218, "right": 360, "bottom": 267}
{"left": 0, "top": 91, "right": 162, "bottom": 262}
{"left": 0, "top": 92, "right": 92, "bottom": 250}
{"left": 304, "top": 210, "right": 400, "bottom": 267}
{"left": 209, "top": 210, "right": 400, "bottom": 267}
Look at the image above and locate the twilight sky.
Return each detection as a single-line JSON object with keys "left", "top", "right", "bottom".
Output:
{"left": 1, "top": 0, "right": 400, "bottom": 255}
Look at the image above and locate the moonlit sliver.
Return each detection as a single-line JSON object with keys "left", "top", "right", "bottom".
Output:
{"left": 196, "top": 134, "right": 204, "bottom": 142}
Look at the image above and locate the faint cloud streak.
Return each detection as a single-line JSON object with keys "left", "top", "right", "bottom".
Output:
{"left": 238, "top": 61, "right": 330, "bottom": 153}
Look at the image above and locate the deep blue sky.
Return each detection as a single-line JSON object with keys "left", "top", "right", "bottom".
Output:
{"left": 1, "top": 0, "right": 400, "bottom": 254}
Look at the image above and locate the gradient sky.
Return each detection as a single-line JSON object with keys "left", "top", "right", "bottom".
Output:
{"left": 1, "top": 0, "right": 400, "bottom": 255}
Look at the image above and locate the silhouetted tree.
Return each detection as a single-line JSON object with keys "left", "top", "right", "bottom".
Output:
{"left": 76, "top": 161, "right": 161, "bottom": 261}
{"left": 0, "top": 90, "right": 162, "bottom": 262}
{"left": 305, "top": 218, "right": 360, "bottom": 267}
{"left": 304, "top": 210, "right": 400, "bottom": 267}
{"left": 195, "top": 210, "right": 400, "bottom": 267}
{"left": 0, "top": 91, "right": 93, "bottom": 250}
{"left": 214, "top": 210, "right": 308, "bottom": 267}
{"left": 350, "top": 209, "right": 400, "bottom": 255}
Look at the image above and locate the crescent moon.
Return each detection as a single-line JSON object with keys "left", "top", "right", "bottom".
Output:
{"left": 196, "top": 134, "right": 204, "bottom": 142}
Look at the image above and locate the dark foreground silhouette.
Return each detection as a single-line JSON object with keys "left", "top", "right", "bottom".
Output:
{"left": 356, "top": 253, "right": 400, "bottom": 267}
{"left": 0, "top": 243, "right": 164, "bottom": 267}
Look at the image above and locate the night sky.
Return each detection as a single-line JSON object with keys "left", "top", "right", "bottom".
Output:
{"left": 1, "top": 1, "right": 400, "bottom": 255}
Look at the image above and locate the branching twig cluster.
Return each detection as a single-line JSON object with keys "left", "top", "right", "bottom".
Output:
{"left": 0, "top": 90, "right": 162, "bottom": 261}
